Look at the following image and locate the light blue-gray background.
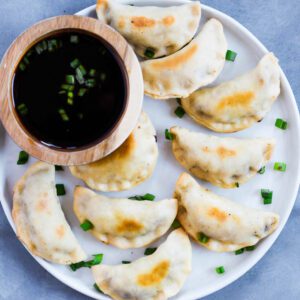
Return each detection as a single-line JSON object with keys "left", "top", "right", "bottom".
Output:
{"left": 0, "top": 1, "right": 299, "bottom": 299}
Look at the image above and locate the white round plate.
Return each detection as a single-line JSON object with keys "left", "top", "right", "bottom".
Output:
{"left": 1, "top": 1, "right": 299, "bottom": 299}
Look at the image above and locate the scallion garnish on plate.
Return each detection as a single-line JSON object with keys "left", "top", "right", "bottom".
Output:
{"left": 261, "top": 188, "right": 273, "bottom": 205}
{"left": 215, "top": 266, "right": 225, "bottom": 274}
{"left": 174, "top": 106, "right": 185, "bottom": 118}
{"left": 55, "top": 184, "right": 66, "bottom": 196}
{"left": 197, "top": 232, "right": 209, "bottom": 244}
{"left": 80, "top": 219, "right": 94, "bottom": 231}
{"left": 235, "top": 248, "right": 244, "bottom": 255}
{"left": 17, "top": 151, "right": 29, "bottom": 165}
{"left": 171, "top": 219, "right": 181, "bottom": 230}
{"left": 225, "top": 50, "right": 237, "bottom": 61}
{"left": 144, "top": 48, "right": 155, "bottom": 59}
{"left": 274, "top": 162, "right": 286, "bottom": 172}
{"left": 122, "top": 261, "right": 131, "bottom": 264}
{"left": 165, "top": 129, "right": 174, "bottom": 141}
{"left": 275, "top": 118, "right": 288, "bottom": 130}
{"left": 258, "top": 166, "right": 265, "bottom": 174}
{"left": 93, "top": 283, "right": 103, "bottom": 293}
{"left": 70, "top": 254, "right": 103, "bottom": 271}
{"left": 129, "top": 193, "right": 155, "bottom": 201}
{"left": 144, "top": 247, "right": 157, "bottom": 256}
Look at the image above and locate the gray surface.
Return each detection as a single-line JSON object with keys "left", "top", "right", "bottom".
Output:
{"left": 0, "top": 0, "right": 299, "bottom": 299}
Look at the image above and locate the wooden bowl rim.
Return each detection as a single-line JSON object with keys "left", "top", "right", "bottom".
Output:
{"left": 0, "top": 15, "right": 144, "bottom": 165}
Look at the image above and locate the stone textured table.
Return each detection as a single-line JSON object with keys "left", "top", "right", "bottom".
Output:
{"left": 0, "top": 1, "right": 299, "bottom": 299}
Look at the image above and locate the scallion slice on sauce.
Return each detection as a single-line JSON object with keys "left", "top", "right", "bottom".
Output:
{"left": 80, "top": 219, "right": 94, "bottom": 231}
{"left": 65, "top": 75, "right": 75, "bottom": 85}
{"left": 89, "top": 69, "right": 97, "bottom": 77}
{"left": 144, "top": 247, "right": 157, "bottom": 256}
{"left": 55, "top": 184, "right": 66, "bottom": 196}
{"left": 78, "top": 88, "right": 87, "bottom": 97}
{"left": 274, "top": 162, "right": 286, "bottom": 172}
{"left": 275, "top": 118, "right": 288, "bottom": 130}
{"left": 225, "top": 50, "right": 237, "bottom": 61}
{"left": 55, "top": 165, "right": 64, "bottom": 171}
{"left": 60, "top": 84, "right": 74, "bottom": 91}
{"left": 165, "top": 129, "right": 174, "bottom": 141}
{"left": 76, "top": 67, "right": 85, "bottom": 84}
{"left": 215, "top": 266, "right": 225, "bottom": 274}
{"left": 70, "top": 254, "right": 103, "bottom": 271}
{"left": 17, "top": 103, "right": 28, "bottom": 115}
{"left": 258, "top": 166, "right": 265, "bottom": 174}
{"left": 19, "top": 62, "right": 26, "bottom": 71}
{"left": 197, "top": 232, "right": 209, "bottom": 244}
{"left": 58, "top": 108, "right": 69, "bottom": 121}
{"left": 67, "top": 98, "right": 74, "bottom": 105}
{"left": 70, "top": 58, "right": 80, "bottom": 69}
{"left": 17, "top": 151, "right": 29, "bottom": 165}
{"left": 144, "top": 48, "right": 155, "bottom": 59}
{"left": 85, "top": 78, "right": 97, "bottom": 88}
{"left": 70, "top": 35, "right": 79, "bottom": 44}
{"left": 129, "top": 193, "right": 155, "bottom": 201}
{"left": 174, "top": 106, "right": 185, "bottom": 118}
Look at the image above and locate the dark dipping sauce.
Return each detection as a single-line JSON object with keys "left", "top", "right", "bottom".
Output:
{"left": 13, "top": 31, "right": 127, "bottom": 149}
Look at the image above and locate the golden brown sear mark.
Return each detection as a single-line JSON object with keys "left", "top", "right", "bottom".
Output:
{"left": 137, "top": 261, "right": 170, "bottom": 286}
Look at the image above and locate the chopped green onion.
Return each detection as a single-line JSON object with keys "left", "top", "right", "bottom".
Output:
{"left": 226, "top": 50, "right": 237, "bottom": 62}
{"left": 70, "top": 35, "right": 79, "bottom": 44}
{"left": 274, "top": 162, "right": 286, "bottom": 172}
{"left": 65, "top": 75, "right": 75, "bottom": 85}
{"left": 100, "top": 72, "right": 107, "bottom": 81}
{"left": 35, "top": 43, "right": 44, "bottom": 54}
{"left": 85, "top": 78, "right": 96, "bottom": 88}
{"left": 174, "top": 106, "right": 185, "bottom": 118}
{"left": 89, "top": 69, "right": 97, "bottom": 77}
{"left": 58, "top": 90, "right": 66, "bottom": 95}
{"left": 55, "top": 165, "right": 64, "bottom": 171}
{"left": 144, "top": 48, "right": 155, "bottom": 59}
{"left": 70, "top": 254, "right": 103, "bottom": 271}
{"left": 171, "top": 219, "right": 181, "bottom": 230}
{"left": 70, "top": 58, "right": 80, "bottom": 69}
{"left": 68, "top": 92, "right": 74, "bottom": 98}
{"left": 235, "top": 248, "right": 244, "bottom": 255}
{"left": 197, "top": 232, "right": 209, "bottom": 244}
{"left": 55, "top": 184, "right": 66, "bottom": 196}
{"left": 129, "top": 193, "right": 155, "bottom": 201}
{"left": 235, "top": 182, "right": 239, "bottom": 188}
{"left": 263, "top": 198, "right": 272, "bottom": 205}
{"left": 60, "top": 84, "right": 74, "bottom": 91}
{"left": 17, "top": 151, "right": 29, "bottom": 165}
{"left": 165, "top": 129, "right": 174, "bottom": 141}
{"left": 122, "top": 261, "right": 131, "bottom": 264}
{"left": 19, "top": 62, "right": 26, "bottom": 71}
{"left": 258, "top": 166, "right": 265, "bottom": 174}
{"left": 93, "top": 283, "right": 103, "bottom": 293}
{"left": 78, "top": 65, "right": 87, "bottom": 76}
{"left": 17, "top": 103, "right": 28, "bottom": 116}
{"left": 67, "top": 98, "right": 74, "bottom": 105}
{"left": 23, "top": 57, "right": 30, "bottom": 65}
{"left": 58, "top": 108, "right": 69, "bottom": 121}
{"left": 78, "top": 88, "right": 87, "bottom": 97}
{"left": 80, "top": 219, "right": 94, "bottom": 231}
{"left": 245, "top": 245, "right": 256, "bottom": 251}
{"left": 48, "top": 39, "right": 58, "bottom": 52}
{"left": 144, "top": 248, "right": 157, "bottom": 256}
{"left": 41, "top": 40, "right": 48, "bottom": 50}
{"left": 275, "top": 118, "right": 288, "bottom": 130}
{"left": 261, "top": 189, "right": 273, "bottom": 199}
{"left": 76, "top": 67, "right": 85, "bottom": 84}
{"left": 215, "top": 266, "right": 225, "bottom": 274}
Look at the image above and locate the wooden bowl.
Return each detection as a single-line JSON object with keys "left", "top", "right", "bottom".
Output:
{"left": 0, "top": 15, "right": 143, "bottom": 165}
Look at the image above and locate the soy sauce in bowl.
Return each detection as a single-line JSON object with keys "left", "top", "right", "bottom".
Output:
{"left": 13, "top": 31, "right": 127, "bottom": 150}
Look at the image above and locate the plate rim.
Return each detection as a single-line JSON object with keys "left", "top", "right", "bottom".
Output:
{"left": 0, "top": 2, "right": 299, "bottom": 300}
